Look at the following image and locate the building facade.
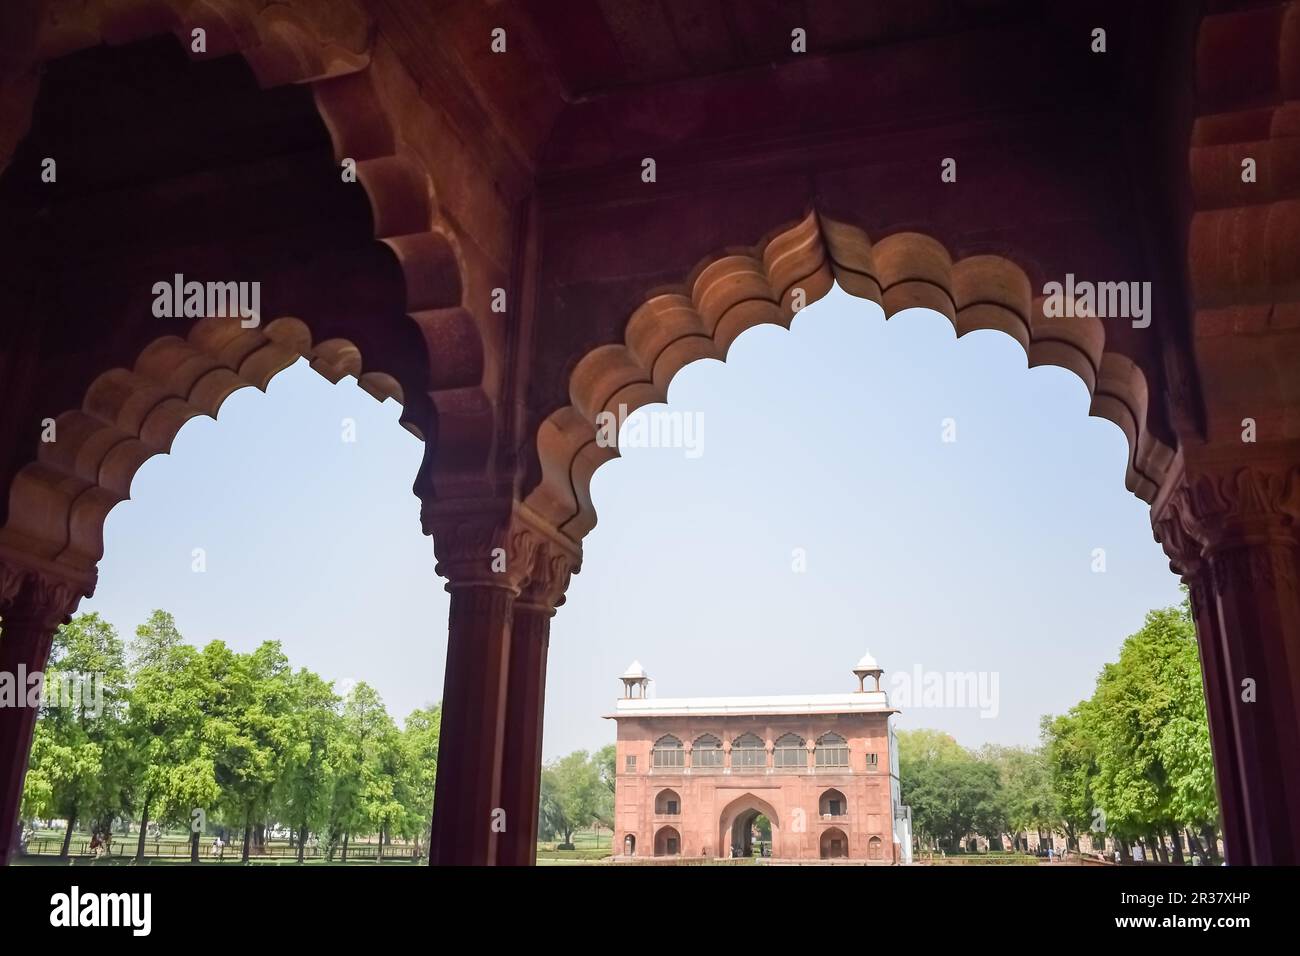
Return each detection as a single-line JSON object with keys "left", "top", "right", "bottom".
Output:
{"left": 608, "top": 656, "right": 912, "bottom": 863}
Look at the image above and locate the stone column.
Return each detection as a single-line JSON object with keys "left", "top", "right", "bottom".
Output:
{"left": 424, "top": 503, "right": 534, "bottom": 866}
{"left": 0, "top": 565, "right": 81, "bottom": 865}
{"left": 1156, "top": 465, "right": 1300, "bottom": 864}
{"left": 1185, "top": 568, "right": 1251, "bottom": 863}
{"left": 496, "top": 535, "right": 579, "bottom": 866}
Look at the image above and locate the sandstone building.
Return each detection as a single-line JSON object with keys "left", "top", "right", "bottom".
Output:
{"left": 608, "top": 655, "right": 912, "bottom": 863}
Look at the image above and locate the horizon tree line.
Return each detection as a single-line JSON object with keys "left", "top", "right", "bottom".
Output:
{"left": 898, "top": 597, "right": 1220, "bottom": 863}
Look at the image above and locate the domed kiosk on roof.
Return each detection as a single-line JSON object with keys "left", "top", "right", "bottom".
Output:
{"left": 620, "top": 660, "right": 650, "bottom": 699}
{"left": 853, "top": 651, "right": 885, "bottom": 693}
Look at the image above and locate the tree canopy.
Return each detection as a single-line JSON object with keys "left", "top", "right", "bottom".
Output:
{"left": 20, "top": 610, "right": 441, "bottom": 861}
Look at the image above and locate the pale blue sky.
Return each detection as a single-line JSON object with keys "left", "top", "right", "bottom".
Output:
{"left": 83, "top": 286, "right": 1182, "bottom": 758}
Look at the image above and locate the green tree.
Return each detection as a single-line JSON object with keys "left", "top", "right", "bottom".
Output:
{"left": 129, "top": 609, "right": 183, "bottom": 671}
{"left": 1042, "top": 708, "right": 1099, "bottom": 851}
{"left": 592, "top": 743, "right": 616, "bottom": 828}
{"left": 540, "top": 750, "right": 605, "bottom": 846}
{"left": 273, "top": 669, "right": 341, "bottom": 863}
{"left": 126, "top": 632, "right": 219, "bottom": 861}
{"left": 400, "top": 704, "right": 440, "bottom": 859}
{"left": 207, "top": 642, "right": 297, "bottom": 863}
{"left": 897, "top": 730, "right": 1000, "bottom": 852}
{"left": 22, "top": 612, "right": 131, "bottom": 855}
{"left": 1074, "top": 600, "right": 1218, "bottom": 863}
{"left": 987, "top": 744, "right": 1056, "bottom": 851}
{"left": 324, "top": 682, "right": 389, "bottom": 860}
{"left": 354, "top": 690, "right": 404, "bottom": 861}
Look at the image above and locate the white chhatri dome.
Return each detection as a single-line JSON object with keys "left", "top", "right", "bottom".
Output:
{"left": 855, "top": 651, "right": 880, "bottom": 671}
{"left": 621, "top": 660, "right": 647, "bottom": 680}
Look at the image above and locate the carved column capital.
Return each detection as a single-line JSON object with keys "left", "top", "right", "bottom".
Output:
{"left": 422, "top": 499, "right": 581, "bottom": 600}
{"left": 0, "top": 560, "right": 84, "bottom": 631}
{"left": 1153, "top": 463, "right": 1300, "bottom": 576}
{"left": 518, "top": 535, "right": 582, "bottom": 614}
{"left": 0, "top": 562, "right": 23, "bottom": 610}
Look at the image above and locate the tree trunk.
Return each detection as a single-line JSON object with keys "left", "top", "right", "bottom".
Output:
{"left": 297, "top": 824, "right": 307, "bottom": 864}
{"left": 1200, "top": 825, "right": 1220, "bottom": 864}
{"left": 1151, "top": 833, "right": 1170, "bottom": 864}
{"left": 190, "top": 829, "right": 200, "bottom": 864}
{"left": 1187, "top": 828, "right": 1207, "bottom": 865}
{"left": 61, "top": 810, "right": 76, "bottom": 857}
{"left": 377, "top": 825, "right": 385, "bottom": 862}
{"left": 1170, "top": 827, "right": 1185, "bottom": 865}
{"left": 241, "top": 807, "right": 252, "bottom": 863}
{"left": 135, "top": 791, "right": 151, "bottom": 861}
{"left": 342, "top": 831, "right": 349, "bottom": 862}
{"left": 1119, "top": 842, "right": 1132, "bottom": 863}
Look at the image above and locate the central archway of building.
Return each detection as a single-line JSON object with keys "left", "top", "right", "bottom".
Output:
{"left": 718, "top": 793, "right": 781, "bottom": 861}
{"left": 731, "top": 809, "right": 773, "bottom": 858}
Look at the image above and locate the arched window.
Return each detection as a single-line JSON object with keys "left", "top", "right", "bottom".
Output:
{"left": 819, "top": 788, "right": 848, "bottom": 817}
{"left": 654, "top": 826, "right": 681, "bottom": 857}
{"left": 692, "top": 734, "right": 723, "bottom": 769}
{"left": 815, "top": 732, "right": 849, "bottom": 768}
{"left": 774, "top": 733, "right": 806, "bottom": 769}
{"left": 820, "top": 827, "right": 849, "bottom": 859}
{"left": 652, "top": 734, "right": 684, "bottom": 769}
{"left": 654, "top": 789, "right": 681, "bottom": 815}
{"left": 731, "top": 733, "right": 766, "bottom": 771}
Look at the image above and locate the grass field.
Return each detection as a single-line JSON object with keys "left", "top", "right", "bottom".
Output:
{"left": 16, "top": 826, "right": 618, "bottom": 865}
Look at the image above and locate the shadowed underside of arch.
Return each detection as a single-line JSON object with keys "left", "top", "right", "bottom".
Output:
{"left": 526, "top": 210, "right": 1176, "bottom": 541}
{"left": 0, "top": 316, "right": 413, "bottom": 578}
{"left": 0, "top": 9, "right": 494, "bottom": 593}
{"left": 0, "top": 0, "right": 371, "bottom": 177}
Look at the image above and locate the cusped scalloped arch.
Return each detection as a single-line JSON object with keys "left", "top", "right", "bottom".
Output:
{"left": 0, "top": 316, "right": 417, "bottom": 581}
{"left": 0, "top": 0, "right": 496, "bottom": 589}
{"left": 525, "top": 211, "right": 1175, "bottom": 542}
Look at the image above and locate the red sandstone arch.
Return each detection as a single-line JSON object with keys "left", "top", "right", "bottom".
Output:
{"left": 819, "top": 826, "right": 849, "bottom": 860}
{"left": 526, "top": 210, "right": 1175, "bottom": 541}
{"left": 0, "top": 316, "right": 419, "bottom": 580}
{"left": 652, "top": 825, "right": 681, "bottom": 858}
{"left": 653, "top": 788, "right": 682, "bottom": 816}
{"left": 818, "top": 788, "right": 848, "bottom": 818}
{"left": 868, "top": 835, "right": 884, "bottom": 861}
{"left": 0, "top": 10, "right": 495, "bottom": 596}
{"left": 717, "top": 792, "right": 783, "bottom": 860}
